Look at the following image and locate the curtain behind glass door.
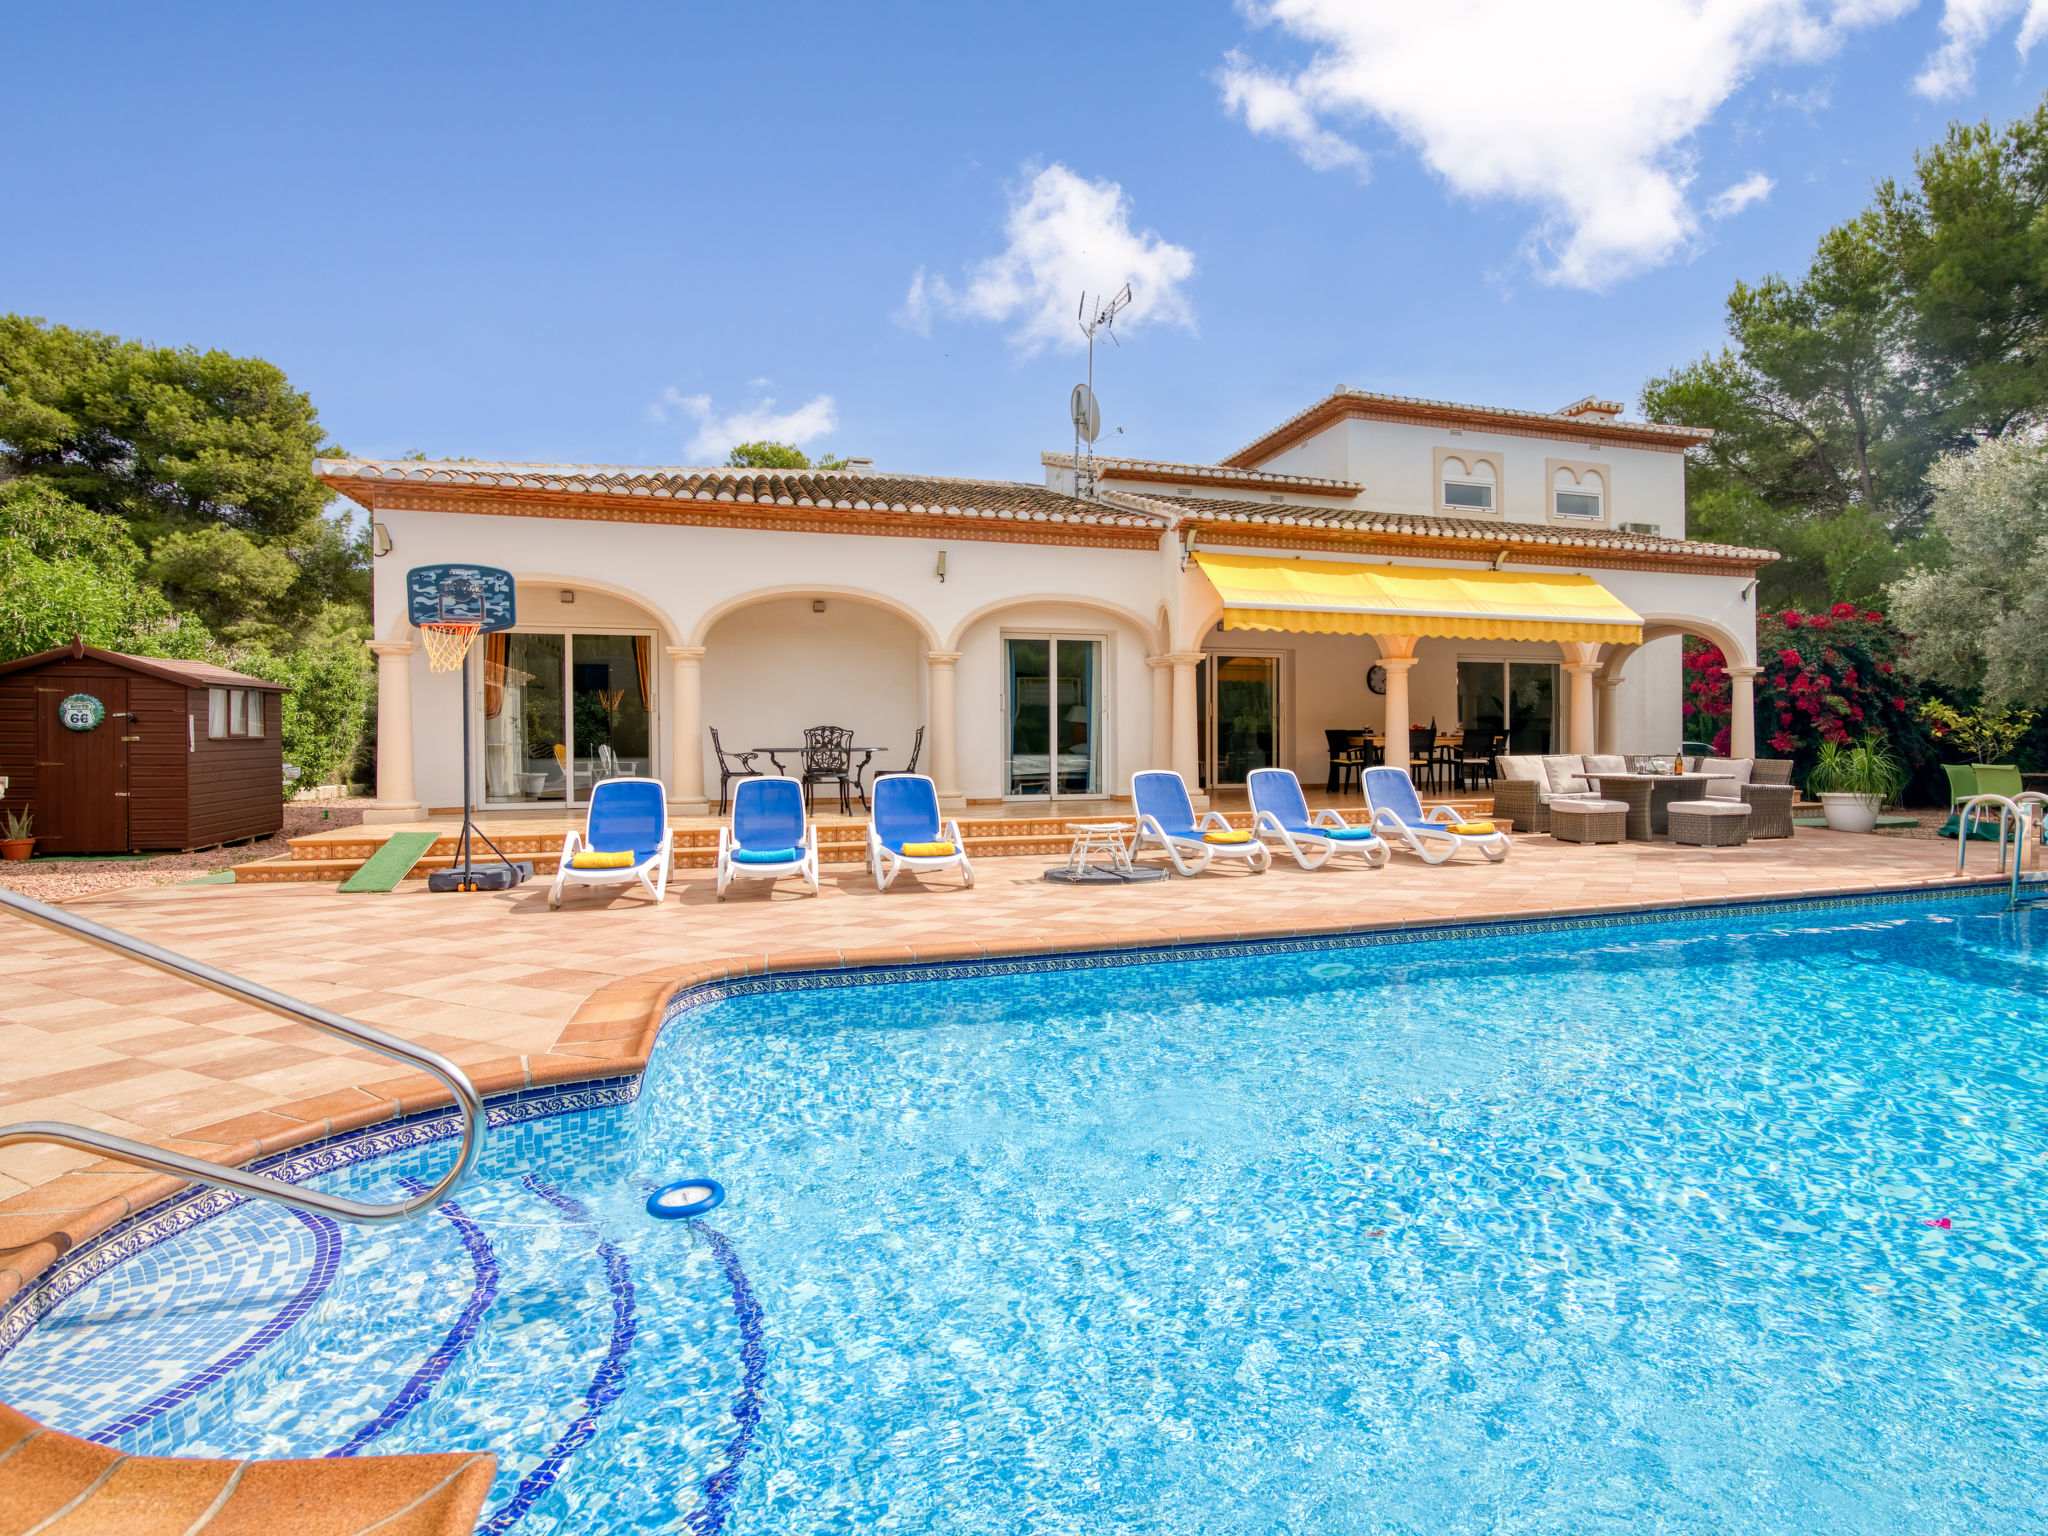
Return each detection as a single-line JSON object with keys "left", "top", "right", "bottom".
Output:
{"left": 488, "top": 634, "right": 565, "bottom": 802}
{"left": 1213, "top": 656, "right": 1277, "bottom": 784}
{"left": 1053, "top": 639, "right": 1098, "bottom": 795}
{"left": 571, "top": 635, "right": 653, "bottom": 794}
{"left": 1007, "top": 639, "right": 1051, "bottom": 795}
{"left": 1457, "top": 660, "right": 1506, "bottom": 734}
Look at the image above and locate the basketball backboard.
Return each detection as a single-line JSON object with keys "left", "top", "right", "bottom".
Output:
{"left": 406, "top": 565, "right": 517, "bottom": 632}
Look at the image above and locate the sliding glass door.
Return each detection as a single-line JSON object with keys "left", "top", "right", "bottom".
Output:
{"left": 1456, "top": 659, "right": 1559, "bottom": 755}
{"left": 1006, "top": 636, "right": 1101, "bottom": 797}
{"left": 484, "top": 632, "right": 655, "bottom": 806}
{"left": 1202, "top": 654, "right": 1279, "bottom": 786}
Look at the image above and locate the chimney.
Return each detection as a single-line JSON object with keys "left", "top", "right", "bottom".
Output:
{"left": 1556, "top": 397, "right": 1625, "bottom": 423}
{"left": 842, "top": 456, "right": 875, "bottom": 475}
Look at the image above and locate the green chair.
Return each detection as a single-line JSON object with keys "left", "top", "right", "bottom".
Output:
{"left": 1976, "top": 764, "right": 2025, "bottom": 799}
{"left": 1941, "top": 762, "right": 1978, "bottom": 809}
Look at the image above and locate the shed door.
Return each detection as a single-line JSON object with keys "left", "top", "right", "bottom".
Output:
{"left": 37, "top": 678, "right": 130, "bottom": 853}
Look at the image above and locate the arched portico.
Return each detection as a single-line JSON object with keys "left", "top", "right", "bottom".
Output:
{"left": 1596, "top": 614, "right": 1759, "bottom": 758}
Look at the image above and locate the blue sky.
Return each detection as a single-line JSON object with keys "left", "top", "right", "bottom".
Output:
{"left": 8, "top": 2, "right": 2048, "bottom": 481}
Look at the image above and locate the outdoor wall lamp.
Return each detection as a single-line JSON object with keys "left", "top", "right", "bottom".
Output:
{"left": 936, "top": 550, "right": 948, "bottom": 583}
{"left": 370, "top": 522, "right": 393, "bottom": 557}
{"left": 1741, "top": 578, "right": 1758, "bottom": 600}
{"left": 1492, "top": 548, "right": 1510, "bottom": 571}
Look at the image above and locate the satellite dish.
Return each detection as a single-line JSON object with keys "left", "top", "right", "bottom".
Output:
{"left": 1070, "top": 383, "right": 1102, "bottom": 445}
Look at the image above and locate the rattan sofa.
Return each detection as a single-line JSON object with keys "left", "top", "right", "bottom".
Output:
{"left": 1489, "top": 753, "right": 1630, "bottom": 834}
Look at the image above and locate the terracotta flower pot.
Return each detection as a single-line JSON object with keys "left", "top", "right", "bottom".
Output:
{"left": 1, "top": 837, "right": 34, "bottom": 862}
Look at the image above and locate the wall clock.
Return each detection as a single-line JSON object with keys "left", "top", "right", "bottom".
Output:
{"left": 1366, "top": 665, "right": 1387, "bottom": 696}
{"left": 58, "top": 693, "right": 106, "bottom": 731}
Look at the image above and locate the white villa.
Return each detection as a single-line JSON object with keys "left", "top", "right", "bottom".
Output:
{"left": 322, "top": 386, "right": 1774, "bottom": 822}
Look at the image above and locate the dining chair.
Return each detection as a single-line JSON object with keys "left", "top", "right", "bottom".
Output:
{"left": 1408, "top": 725, "right": 1437, "bottom": 789}
{"left": 709, "top": 726, "right": 769, "bottom": 816}
{"left": 1324, "top": 728, "right": 1365, "bottom": 795}
{"left": 860, "top": 725, "right": 925, "bottom": 810}
{"left": 800, "top": 724, "right": 858, "bottom": 815}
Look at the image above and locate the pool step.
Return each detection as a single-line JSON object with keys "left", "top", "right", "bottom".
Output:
{"left": 229, "top": 800, "right": 1494, "bottom": 884}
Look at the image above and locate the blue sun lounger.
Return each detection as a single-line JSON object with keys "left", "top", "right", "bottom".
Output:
{"left": 1131, "top": 770, "right": 1271, "bottom": 877}
{"left": 1362, "top": 765, "right": 1510, "bottom": 865}
{"left": 866, "top": 773, "right": 974, "bottom": 891}
{"left": 1247, "top": 767, "right": 1389, "bottom": 870}
{"left": 548, "top": 777, "right": 673, "bottom": 908}
{"left": 716, "top": 776, "right": 820, "bottom": 899}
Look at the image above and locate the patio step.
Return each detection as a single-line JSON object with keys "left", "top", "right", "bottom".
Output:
{"left": 230, "top": 799, "right": 1494, "bottom": 885}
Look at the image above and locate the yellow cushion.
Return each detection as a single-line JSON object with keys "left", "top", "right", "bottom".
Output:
{"left": 1447, "top": 821, "right": 1497, "bottom": 836}
{"left": 900, "top": 841, "right": 956, "bottom": 857}
{"left": 1203, "top": 829, "right": 1254, "bottom": 844}
{"left": 570, "top": 850, "right": 635, "bottom": 869}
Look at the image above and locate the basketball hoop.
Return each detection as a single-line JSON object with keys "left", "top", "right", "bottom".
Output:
{"left": 419, "top": 620, "right": 481, "bottom": 674}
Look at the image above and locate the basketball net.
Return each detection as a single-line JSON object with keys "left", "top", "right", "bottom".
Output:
{"left": 419, "top": 621, "right": 480, "bottom": 674}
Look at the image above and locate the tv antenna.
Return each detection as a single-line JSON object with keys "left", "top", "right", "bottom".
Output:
{"left": 1070, "top": 283, "right": 1131, "bottom": 499}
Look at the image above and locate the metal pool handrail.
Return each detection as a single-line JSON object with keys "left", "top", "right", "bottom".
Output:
{"left": 0, "top": 886, "right": 485, "bottom": 1225}
{"left": 1956, "top": 791, "right": 2048, "bottom": 908}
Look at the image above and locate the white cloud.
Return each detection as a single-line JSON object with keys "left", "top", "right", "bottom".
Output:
{"left": 1915, "top": 0, "right": 2048, "bottom": 97}
{"left": 901, "top": 164, "right": 1196, "bottom": 355}
{"left": 649, "top": 387, "right": 838, "bottom": 463}
{"left": 1709, "top": 172, "right": 1777, "bottom": 218}
{"left": 1218, "top": 0, "right": 1920, "bottom": 289}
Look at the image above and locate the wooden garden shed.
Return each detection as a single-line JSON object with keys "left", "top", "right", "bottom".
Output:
{"left": 0, "top": 641, "right": 290, "bottom": 854}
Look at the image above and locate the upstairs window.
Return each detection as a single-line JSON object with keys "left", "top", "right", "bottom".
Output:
{"left": 1434, "top": 449, "right": 1502, "bottom": 515}
{"left": 1548, "top": 461, "right": 1610, "bottom": 525}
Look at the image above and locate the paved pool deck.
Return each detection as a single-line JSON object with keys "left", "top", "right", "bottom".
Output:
{"left": 0, "top": 826, "right": 1987, "bottom": 1304}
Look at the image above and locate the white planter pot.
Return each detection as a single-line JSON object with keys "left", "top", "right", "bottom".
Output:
{"left": 1819, "top": 792, "right": 1882, "bottom": 833}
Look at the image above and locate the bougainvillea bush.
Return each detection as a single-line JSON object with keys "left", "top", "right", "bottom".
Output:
{"left": 1683, "top": 604, "right": 1935, "bottom": 784}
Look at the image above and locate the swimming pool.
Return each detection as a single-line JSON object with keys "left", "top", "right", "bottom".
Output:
{"left": 4, "top": 890, "right": 2045, "bottom": 1533}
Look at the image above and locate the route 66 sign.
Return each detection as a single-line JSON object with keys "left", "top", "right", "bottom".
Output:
{"left": 57, "top": 693, "right": 106, "bottom": 731}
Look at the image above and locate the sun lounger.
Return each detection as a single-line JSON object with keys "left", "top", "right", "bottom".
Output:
{"left": 1246, "top": 767, "right": 1389, "bottom": 870}
{"left": 866, "top": 773, "right": 974, "bottom": 891}
{"left": 1131, "top": 770, "right": 1271, "bottom": 876}
{"left": 548, "top": 777, "right": 672, "bottom": 908}
{"left": 1362, "top": 765, "right": 1511, "bottom": 865}
{"left": 716, "top": 776, "right": 820, "bottom": 899}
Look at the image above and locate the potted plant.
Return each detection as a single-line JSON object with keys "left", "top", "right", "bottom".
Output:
{"left": 1806, "top": 741, "right": 1906, "bottom": 833}
{"left": 1, "top": 807, "right": 33, "bottom": 861}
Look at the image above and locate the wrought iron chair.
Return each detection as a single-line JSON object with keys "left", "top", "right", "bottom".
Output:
{"left": 799, "top": 725, "right": 859, "bottom": 815}
{"left": 710, "top": 726, "right": 768, "bottom": 816}
{"left": 861, "top": 725, "right": 924, "bottom": 810}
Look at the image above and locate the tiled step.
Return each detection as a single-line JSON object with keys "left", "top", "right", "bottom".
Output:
{"left": 235, "top": 800, "right": 1493, "bottom": 884}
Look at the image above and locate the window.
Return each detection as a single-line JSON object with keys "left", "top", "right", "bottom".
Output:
{"left": 247, "top": 691, "right": 264, "bottom": 737}
{"left": 1547, "top": 460, "right": 1610, "bottom": 525}
{"left": 230, "top": 689, "right": 247, "bottom": 736}
{"left": 1432, "top": 448, "right": 1503, "bottom": 516}
{"left": 208, "top": 688, "right": 229, "bottom": 738}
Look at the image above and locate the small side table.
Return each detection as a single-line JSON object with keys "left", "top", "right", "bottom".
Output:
{"left": 1549, "top": 798, "right": 1630, "bottom": 845}
{"left": 1669, "top": 801, "right": 1753, "bottom": 847}
{"left": 1063, "top": 821, "right": 1133, "bottom": 875}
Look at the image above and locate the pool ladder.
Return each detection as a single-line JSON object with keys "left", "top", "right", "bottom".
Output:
{"left": 1955, "top": 792, "right": 2048, "bottom": 910}
{"left": 0, "top": 886, "right": 484, "bottom": 1225}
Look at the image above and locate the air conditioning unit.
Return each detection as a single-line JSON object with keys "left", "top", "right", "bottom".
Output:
{"left": 1620, "top": 521, "right": 1660, "bottom": 536}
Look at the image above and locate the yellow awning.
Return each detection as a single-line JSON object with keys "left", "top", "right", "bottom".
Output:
{"left": 1192, "top": 552, "right": 1643, "bottom": 644}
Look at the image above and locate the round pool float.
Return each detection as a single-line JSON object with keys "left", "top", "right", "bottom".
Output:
{"left": 646, "top": 1177, "right": 726, "bottom": 1220}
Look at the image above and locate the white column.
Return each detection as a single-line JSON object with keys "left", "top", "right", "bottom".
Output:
{"left": 1168, "top": 651, "right": 1203, "bottom": 800}
{"left": 1594, "top": 679, "right": 1623, "bottom": 754}
{"left": 1146, "top": 656, "right": 1172, "bottom": 775}
{"left": 1557, "top": 641, "right": 1604, "bottom": 757}
{"left": 665, "top": 645, "right": 708, "bottom": 814}
{"left": 1379, "top": 657, "right": 1416, "bottom": 777}
{"left": 926, "top": 650, "right": 964, "bottom": 810}
{"left": 1727, "top": 665, "right": 1760, "bottom": 760}
{"left": 364, "top": 640, "right": 422, "bottom": 824}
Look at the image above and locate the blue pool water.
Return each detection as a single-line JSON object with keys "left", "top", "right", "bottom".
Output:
{"left": 4, "top": 892, "right": 2047, "bottom": 1533}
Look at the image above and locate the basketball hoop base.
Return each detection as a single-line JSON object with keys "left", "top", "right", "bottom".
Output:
{"left": 429, "top": 861, "right": 533, "bottom": 893}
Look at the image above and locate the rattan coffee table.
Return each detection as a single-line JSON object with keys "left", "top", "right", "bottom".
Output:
{"left": 1548, "top": 798, "right": 1630, "bottom": 845}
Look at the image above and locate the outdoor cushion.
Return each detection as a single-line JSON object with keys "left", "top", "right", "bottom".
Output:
{"left": 1698, "top": 759, "right": 1753, "bottom": 799}
{"left": 899, "top": 840, "right": 955, "bottom": 856}
{"left": 1542, "top": 755, "right": 1589, "bottom": 794}
{"left": 1448, "top": 820, "right": 1498, "bottom": 835}
{"left": 1203, "top": 829, "right": 1254, "bottom": 844}
{"left": 731, "top": 846, "right": 801, "bottom": 864}
{"left": 1495, "top": 754, "right": 1545, "bottom": 784}
{"left": 569, "top": 850, "right": 635, "bottom": 869}
{"left": 1582, "top": 754, "right": 1628, "bottom": 775}
{"left": 1324, "top": 827, "right": 1380, "bottom": 841}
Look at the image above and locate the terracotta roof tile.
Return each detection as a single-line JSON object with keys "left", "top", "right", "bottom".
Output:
{"left": 1039, "top": 451, "right": 1362, "bottom": 495}
{"left": 314, "top": 460, "right": 1169, "bottom": 531}
{"left": 1103, "top": 491, "right": 1779, "bottom": 564}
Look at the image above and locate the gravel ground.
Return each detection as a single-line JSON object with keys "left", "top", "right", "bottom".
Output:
{"left": 0, "top": 799, "right": 375, "bottom": 905}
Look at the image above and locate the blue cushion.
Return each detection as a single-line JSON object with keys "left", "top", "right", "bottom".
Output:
{"left": 1324, "top": 827, "right": 1380, "bottom": 841}
{"left": 732, "top": 847, "right": 801, "bottom": 865}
